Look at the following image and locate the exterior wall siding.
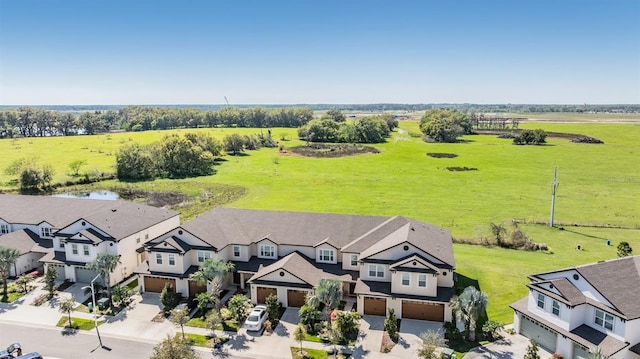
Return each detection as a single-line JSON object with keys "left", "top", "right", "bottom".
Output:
{"left": 390, "top": 271, "right": 438, "bottom": 297}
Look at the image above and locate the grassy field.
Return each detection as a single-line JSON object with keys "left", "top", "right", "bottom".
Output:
{"left": 507, "top": 112, "right": 640, "bottom": 123}
{"left": 2, "top": 121, "right": 639, "bottom": 323}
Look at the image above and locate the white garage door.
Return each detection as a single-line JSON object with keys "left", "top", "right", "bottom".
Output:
{"left": 521, "top": 317, "right": 557, "bottom": 352}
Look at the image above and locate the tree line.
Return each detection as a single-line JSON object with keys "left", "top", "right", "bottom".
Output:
{"left": 297, "top": 112, "right": 398, "bottom": 144}
{"left": 0, "top": 106, "right": 313, "bottom": 138}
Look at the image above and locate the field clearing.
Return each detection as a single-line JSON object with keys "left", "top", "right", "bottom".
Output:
{"left": 507, "top": 111, "right": 640, "bottom": 123}
{"left": 1, "top": 121, "right": 639, "bottom": 323}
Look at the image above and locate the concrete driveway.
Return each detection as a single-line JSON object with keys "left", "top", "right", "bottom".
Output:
{"left": 390, "top": 319, "right": 443, "bottom": 358}
{"left": 99, "top": 293, "right": 173, "bottom": 342}
{"left": 463, "top": 331, "right": 552, "bottom": 359}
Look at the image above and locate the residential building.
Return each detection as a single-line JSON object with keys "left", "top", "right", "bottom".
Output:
{"left": 511, "top": 256, "right": 640, "bottom": 359}
{"left": 0, "top": 194, "right": 179, "bottom": 285}
{"left": 137, "top": 207, "right": 456, "bottom": 321}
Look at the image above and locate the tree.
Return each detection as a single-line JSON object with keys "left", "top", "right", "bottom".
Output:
{"left": 524, "top": 340, "right": 541, "bottom": 359}
{"left": 419, "top": 109, "right": 472, "bottom": 143}
{"left": 450, "top": 286, "right": 488, "bottom": 341}
{"left": 170, "top": 307, "right": 190, "bottom": 340}
{"left": 160, "top": 283, "right": 180, "bottom": 312}
{"left": 513, "top": 129, "right": 547, "bottom": 145}
{"left": 617, "top": 241, "right": 633, "bottom": 257}
{"left": 184, "top": 132, "right": 222, "bottom": 157}
{"left": 384, "top": 308, "right": 399, "bottom": 341}
{"left": 195, "top": 292, "right": 215, "bottom": 317}
{"left": 58, "top": 296, "right": 76, "bottom": 327}
{"left": 116, "top": 143, "right": 157, "bottom": 180}
{"left": 111, "top": 285, "right": 134, "bottom": 308}
{"left": 0, "top": 246, "right": 20, "bottom": 301}
{"left": 189, "top": 258, "right": 234, "bottom": 308}
{"left": 481, "top": 320, "right": 504, "bottom": 340}
{"left": 223, "top": 133, "right": 246, "bottom": 155}
{"left": 158, "top": 134, "right": 216, "bottom": 178}
{"left": 149, "top": 334, "right": 198, "bottom": 359}
{"left": 293, "top": 323, "right": 307, "bottom": 355}
{"left": 325, "top": 109, "right": 346, "bottom": 122}
{"left": 227, "top": 294, "right": 251, "bottom": 323}
{"left": 307, "top": 279, "right": 343, "bottom": 322}
{"left": 333, "top": 311, "right": 361, "bottom": 340}
{"left": 205, "top": 309, "right": 222, "bottom": 335}
{"left": 16, "top": 273, "right": 34, "bottom": 293}
{"left": 298, "top": 304, "right": 322, "bottom": 332}
{"left": 44, "top": 266, "right": 58, "bottom": 298}
{"left": 87, "top": 253, "right": 120, "bottom": 308}
{"left": 265, "top": 293, "right": 280, "bottom": 322}
{"left": 490, "top": 222, "right": 507, "bottom": 245}
{"left": 417, "top": 330, "right": 445, "bottom": 359}
{"left": 68, "top": 159, "right": 87, "bottom": 176}
{"left": 19, "top": 164, "right": 53, "bottom": 191}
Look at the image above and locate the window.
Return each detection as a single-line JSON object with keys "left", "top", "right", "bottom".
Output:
{"left": 145, "top": 233, "right": 149, "bottom": 239}
{"left": 136, "top": 237, "right": 140, "bottom": 244}
{"left": 198, "top": 251, "right": 211, "bottom": 263}
{"left": 552, "top": 300, "right": 560, "bottom": 316}
{"left": 595, "top": 310, "right": 614, "bottom": 330}
{"left": 0, "top": 224, "right": 9, "bottom": 234}
{"left": 83, "top": 245, "right": 90, "bottom": 256}
{"left": 233, "top": 245, "right": 241, "bottom": 258}
{"left": 418, "top": 274, "right": 427, "bottom": 288}
{"left": 259, "top": 244, "right": 276, "bottom": 258}
{"left": 401, "top": 273, "right": 410, "bottom": 286}
{"left": 537, "top": 293, "right": 545, "bottom": 309}
{"left": 350, "top": 254, "right": 358, "bottom": 266}
{"left": 168, "top": 254, "right": 176, "bottom": 266}
{"left": 156, "top": 253, "right": 163, "bottom": 265}
{"left": 71, "top": 244, "right": 78, "bottom": 255}
{"left": 318, "top": 249, "right": 334, "bottom": 262}
{"left": 368, "top": 264, "right": 384, "bottom": 278}
{"left": 41, "top": 227, "right": 52, "bottom": 238}
{"left": 59, "top": 241, "right": 64, "bottom": 249}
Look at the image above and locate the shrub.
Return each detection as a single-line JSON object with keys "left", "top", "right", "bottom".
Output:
{"left": 513, "top": 129, "right": 547, "bottom": 145}
{"left": 265, "top": 293, "right": 280, "bottom": 322}
{"left": 443, "top": 321, "right": 461, "bottom": 340}
{"left": 298, "top": 304, "right": 321, "bottom": 332}
{"left": 227, "top": 294, "right": 251, "bottom": 323}
{"left": 384, "top": 308, "right": 399, "bottom": 341}
{"left": 160, "top": 283, "right": 180, "bottom": 312}
{"left": 219, "top": 307, "right": 232, "bottom": 320}
{"left": 482, "top": 320, "right": 504, "bottom": 340}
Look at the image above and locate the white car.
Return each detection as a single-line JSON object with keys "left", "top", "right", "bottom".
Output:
{"left": 243, "top": 305, "right": 267, "bottom": 332}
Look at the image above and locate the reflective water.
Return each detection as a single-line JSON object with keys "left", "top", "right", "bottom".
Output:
{"left": 53, "top": 190, "right": 119, "bottom": 200}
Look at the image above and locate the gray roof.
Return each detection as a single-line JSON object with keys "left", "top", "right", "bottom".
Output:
{"left": 248, "top": 251, "right": 352, "bottom": 287}
{"left": 0, "top": 229, "right": 47, "bottom": 255}
{"left": 354, "top": 279, "right": 456, "bottom": 303}
{"left": 528, "top": 278, "right": 586, "bottom": 306}
{"left": 531, "top": 256, "right": 640, "bottom": 319}
{"left": 0, "top": 194, "right": 179, "bottom": 240}
{"left": 183, "top": 208, "right": 454, "bottom": 267}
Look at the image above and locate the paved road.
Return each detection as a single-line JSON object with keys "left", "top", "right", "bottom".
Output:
{"left": 0, "top": 322, "right": 251, "bottom": 359}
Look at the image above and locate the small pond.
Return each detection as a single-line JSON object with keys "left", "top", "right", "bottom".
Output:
{"left": 53, "top": 190, "right": 120, "bottom": 200}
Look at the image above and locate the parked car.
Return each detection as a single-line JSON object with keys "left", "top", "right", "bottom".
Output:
{"left": 0, "top": 343, "right": 22, "bottom": 358}
{"left": 243, "top": 305, "right": 267, "bottom": 332}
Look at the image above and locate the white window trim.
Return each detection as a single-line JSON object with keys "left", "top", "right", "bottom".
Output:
{"left": 401, "top": 273, "right": 410, "bottom": 286}
{"left": 552, "top": 300, "right": 560, "bottom": 316}
{"left": 318, "top": 249, "right": 335, "bottom": 263}
{"left": 156, "top": 253, "right": 163, "bottom": 265}
{"left": 418, "top": 274, "right": 427, "bottom": 288}
{"left": 0, "top": 224, "right": 9, "bottom": 234}
{"left": 41, "top": 227, "right": 52, "bottom": 238}
{"left": 83, "top": 244, "right": 90, "bottom": 256}
{"left": 368, "top": 264, "right": 384, "bottom": 278}
{"left": 595, "top": 309, "right": 614, "bottom": 331}
{"left": 232, "top": 245, "right": 241, "bottom": 258}
{"left": 537, "top": 293, "right": 545, "bottom": 309}
{"left": 259, "top": 244, "right": 276, "bottom": 259}
{"left": 350, "top": 254, "right": 358, "bottom": 267}
{"left": 71, "top": 244, "right": 78, "bottom": 255}
{"left": 168, "top": 254, "right": 176, "bottom": 266}
{"left": 197, "top": 250, "right": 211, "bottom": 263}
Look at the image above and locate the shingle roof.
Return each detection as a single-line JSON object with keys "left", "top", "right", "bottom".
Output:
{"left": 528, "top": 278, "right": 586, "bottom": 306}
{"left": 0, "top": 194, "right": 178, "bottom": 240}
{"left": 354, "top": 279, "right": 455, "bottom": 303}
{"left": 531, "top": 255, "right": 640, "bottom": 319}
{"left": 0, "top": 229, "right": 43, "bottom": 254}
{"left": 248, "top": 252, "right": 352, "bottom": 287}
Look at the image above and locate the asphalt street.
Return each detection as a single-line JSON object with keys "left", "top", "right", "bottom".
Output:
{"left": 0, "top": 322, "right": 251, "bottom": 359}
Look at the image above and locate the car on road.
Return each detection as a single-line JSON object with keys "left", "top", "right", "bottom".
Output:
{"left": 0, "top": 343, "right": 22, "bottom": 358}
{"left": 243, "top": 305, "right": 267, "bottom": 332}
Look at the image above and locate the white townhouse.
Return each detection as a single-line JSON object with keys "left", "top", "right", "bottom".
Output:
{"left": 137, "top": 208, "right": 456, "bottom": 321}
{"left": 0, "top": 194, "right": 179, "bottom": 285}
{"left": 511, "top": 256, "right": 640, "bottom": 359}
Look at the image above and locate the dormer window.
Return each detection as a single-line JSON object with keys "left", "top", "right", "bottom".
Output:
{"left": 233, "top": 245, "right": 241, "bottom": 258}
{"left": 318, "top": 249, "right": 334, "bottom": 263}
{"left": 0, "top": 224, "right": 9, "bottom": 234}
{"left": 350, "top": 254, "right": 358, "bottom": 266}
{"left": 259, "top": 244, "right": 276, "bottom": 259}
{"left": 41, "top": 227, "right": 52, "bottom": 238}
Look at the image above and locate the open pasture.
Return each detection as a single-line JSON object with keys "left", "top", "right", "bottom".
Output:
{"left": 1, "top": 121, "right": 639, "bottom": 323}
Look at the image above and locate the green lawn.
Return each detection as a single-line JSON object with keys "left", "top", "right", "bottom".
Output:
{"left": 3, "top": 121, "right": 639, "bottom": 324}
{"left": 302, "top": 333, "right": 356, "bottom": 346}
{"left": 176, "top": 333, "right": 229, "bottom": 347}
{"left": 1, "top": 292, "right": 23, "bottom": 303}
{"left": 184, "top": 316, "right": 240, "bottom": 332}
{"left": 56, "top": 316, "right": 104, "bottom": 330}
{"left": 290, "top": 347, "right": 351, "bottom": 359}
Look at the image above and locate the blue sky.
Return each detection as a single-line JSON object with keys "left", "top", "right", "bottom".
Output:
{"left": 0, "top": 0, "right": 639, "bottom": 105}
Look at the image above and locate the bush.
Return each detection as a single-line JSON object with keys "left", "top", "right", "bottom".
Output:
{"left": 513, "top": 129, "right": 547, "bottom": 145}
{"left": 443, "top": 321, "right": 461, "bottom": 340}
{"left": 220, "top": 307, "right": 232, "bottom": 320}
{"left": 298, "top": 304, "right": 322, "bottom": 332}
{"left": 419, "top": 109, "right": 472, "bottom": 143}
{"left": 482, "top": 320, "right": 504, "bottom": 340}
{"left": 265, "top": 293, "right": 280, "bottom": 322}
{"left": 160, "top": 283, "right": 180, "bottom": 312}
{"left": 227, "top": 294, "right": 251, "bottom": 323}
{"left": 384, "top": 308, "right": 399, "bottom": 341}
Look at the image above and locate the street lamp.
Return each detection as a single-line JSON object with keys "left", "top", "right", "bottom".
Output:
{"left": 82, "top": 273, "right": 104, "bottom": 350}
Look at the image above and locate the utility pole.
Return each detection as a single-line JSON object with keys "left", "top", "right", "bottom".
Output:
{"left": 549, "top": 167, "right": 559, "bottom": 227}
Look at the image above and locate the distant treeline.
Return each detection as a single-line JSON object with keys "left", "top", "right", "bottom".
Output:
{"left": 0, "top": 106, "right": 313, "bottom": 138}
{"left": 1, "top": 103, "right": 639, "bottom": 114}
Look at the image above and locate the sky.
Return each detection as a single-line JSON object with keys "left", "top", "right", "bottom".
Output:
{"left": 0, "top": 0, "right": 639, "bottom": 105}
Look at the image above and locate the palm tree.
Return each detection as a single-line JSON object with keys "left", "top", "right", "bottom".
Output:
{"left": 307, "top": 279, "right": 343, "bottom": 322}
{"left": 189, "top": 258, "right": 234, "bottom": 307}
{"left": 87, "top": 253, "right": 120, "bottom": 308}
{"left": 0, "top": 246, "right": 20, "bottom": 302}
{"left": 449, "top": 286, "right": 488, "bottom": 342}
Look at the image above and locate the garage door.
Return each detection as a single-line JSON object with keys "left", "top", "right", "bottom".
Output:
{"left": 363, "top": 296, "right": 387, "bottom": 316}
{"left": 75, "top": 267, "right": 101, "bottom": 284}
{"left": 48, "top": 264, "right": 65, "bottom": 281}
{"left": 144, "top": 276, "right": 176, "bottom": 293}
{"left": 402, "top": 300, "right": 444, "bottom": 321}
{"left": 188, "top": 280, "right": 208, "bottom": 298}
{"left": 287, "top": 290, "right": 307, "bottom": 307}
{"left": 521, "top": 317, "right": 557, "bottom": 352}
{"left": 256, "top": 287, "right": 277, "bottom": 304}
